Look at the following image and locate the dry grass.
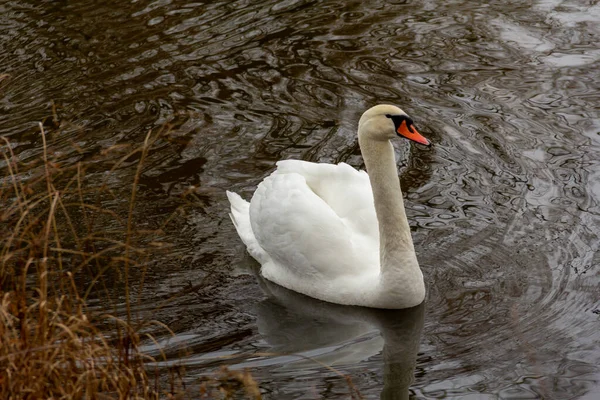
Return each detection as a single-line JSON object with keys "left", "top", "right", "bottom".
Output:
{"left": 0, "top": 124, "right": 165, "bottom": 398}
{"left": 0, "top": 123, "right": 261, "bottom": 399}
{"left": 197, "top": 367, "right": 262, "bottom": 400}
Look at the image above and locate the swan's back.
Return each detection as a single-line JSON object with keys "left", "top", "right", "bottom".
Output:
{"left": 275, "top": 160, "right": 379, "bottom": 239}
{"left": 251, "top": 160, "right": 379, "bottom": 276}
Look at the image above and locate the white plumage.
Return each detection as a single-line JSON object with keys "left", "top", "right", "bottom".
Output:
{"left": 227, "top": 105, "right": 428, "bottom": 309}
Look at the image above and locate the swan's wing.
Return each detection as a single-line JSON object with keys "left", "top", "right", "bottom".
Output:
{"left": 275, "top": 160, "right": 379, "bottom": 240}
{"left": 249, "top": 160, "right": 379, "bottom": 280}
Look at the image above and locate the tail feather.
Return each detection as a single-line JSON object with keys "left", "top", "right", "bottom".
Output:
{"left": 226, "top": 191, "right": 270, "bottom": 264}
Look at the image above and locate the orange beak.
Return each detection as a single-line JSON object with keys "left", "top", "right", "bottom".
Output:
{"left": 397, "top": 119, "right": 430, "bottom": 146}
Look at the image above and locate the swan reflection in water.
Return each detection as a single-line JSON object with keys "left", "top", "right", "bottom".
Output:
{"left": 247, "top": 260, "right": 425, "bottom": 400}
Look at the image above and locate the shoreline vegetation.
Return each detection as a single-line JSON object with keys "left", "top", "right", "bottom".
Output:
{"left": 0, "top": 122, "right": 262, "bottom": 399}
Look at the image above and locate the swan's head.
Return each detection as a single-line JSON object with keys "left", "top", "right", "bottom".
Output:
{"left": 358, "top": 104, "right": 430, "bottom": 146}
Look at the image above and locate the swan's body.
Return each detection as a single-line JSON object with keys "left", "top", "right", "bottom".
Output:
{"left": 227, "top": 105, "right": 428, "bottom": 309}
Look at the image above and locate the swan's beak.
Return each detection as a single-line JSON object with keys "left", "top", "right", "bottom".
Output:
{"left": 397, "top": 119, "right": 430, "bottom": 146}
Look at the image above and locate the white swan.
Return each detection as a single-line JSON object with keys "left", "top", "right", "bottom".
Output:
{"left": 226, "top": 105, "right": 430, "bottom": 309}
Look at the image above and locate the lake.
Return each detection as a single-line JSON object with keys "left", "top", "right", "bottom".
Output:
{"left": 1, "top": 0, "right": 599, "bottom": 398}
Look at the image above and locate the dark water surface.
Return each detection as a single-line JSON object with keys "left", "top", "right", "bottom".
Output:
{"left": 2, "top": 0, "right": 600, "bottom": 398}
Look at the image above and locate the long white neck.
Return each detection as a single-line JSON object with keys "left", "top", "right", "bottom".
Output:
{"left": 358, "top": 136, "right": 420, "bottom": 279}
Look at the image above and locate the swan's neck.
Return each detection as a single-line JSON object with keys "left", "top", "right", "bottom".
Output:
{"left": 359, "top": 137, "right": 420, "bottom": 277}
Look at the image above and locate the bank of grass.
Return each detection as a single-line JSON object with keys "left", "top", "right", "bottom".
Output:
{"left": 0, "top": 124, "right": 261, "bottom": 399}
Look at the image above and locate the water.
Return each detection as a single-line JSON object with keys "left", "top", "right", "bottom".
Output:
{"left": 2, "top": 0, "right": 599, "bottom": 398}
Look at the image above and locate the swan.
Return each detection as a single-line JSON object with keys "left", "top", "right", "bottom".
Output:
{"left": 226, "top": 104, "right": 430, "bottom": 309}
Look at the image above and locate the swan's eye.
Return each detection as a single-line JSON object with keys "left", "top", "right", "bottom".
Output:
{"left": 386, "top": 115, "right": 415, "bottom": 133}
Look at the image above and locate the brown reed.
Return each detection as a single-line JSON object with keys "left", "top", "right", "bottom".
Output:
{"left": 0, "top": 123, "right": 193, "bottom": 399}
